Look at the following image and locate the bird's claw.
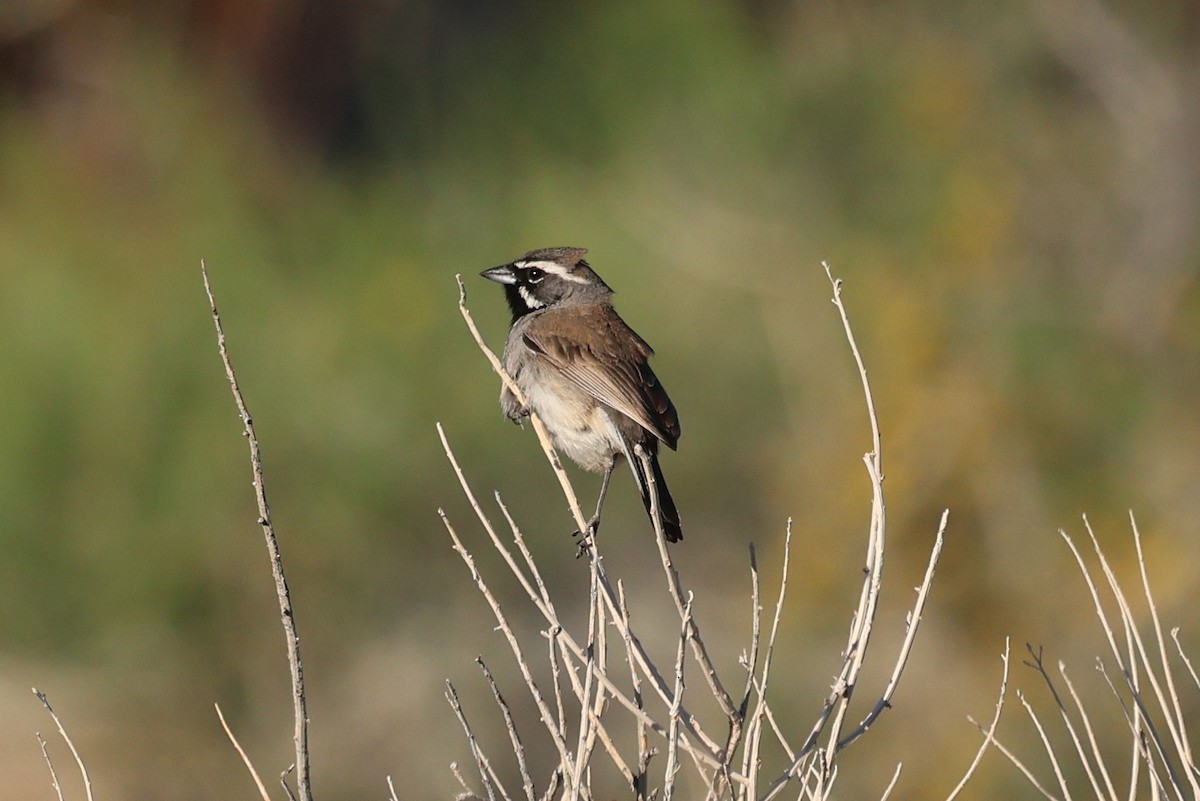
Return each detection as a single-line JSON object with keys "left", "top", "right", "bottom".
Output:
{"left": 572, "top": 517, "right": 600, "bottom": 558}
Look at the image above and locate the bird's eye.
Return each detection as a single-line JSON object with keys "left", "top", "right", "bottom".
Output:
{"left": 526, "top": 268, "right": 545, "bottom": 283}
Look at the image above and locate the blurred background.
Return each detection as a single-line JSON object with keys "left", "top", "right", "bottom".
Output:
{"left": 1, "top": 0, "right": 1198, "bottom": 798}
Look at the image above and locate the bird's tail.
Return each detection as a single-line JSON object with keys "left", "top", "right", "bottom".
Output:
{"left": 629, "top": 447, "right": 683, "bottom": 543}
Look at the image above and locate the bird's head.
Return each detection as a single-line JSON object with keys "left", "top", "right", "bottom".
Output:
{"left": 481, "top": 246, "right": 612, "bottom": 320}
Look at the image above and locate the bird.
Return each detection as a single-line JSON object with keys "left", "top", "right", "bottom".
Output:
{"left": 480, "top": 246, "right": 683, "bottom": 543}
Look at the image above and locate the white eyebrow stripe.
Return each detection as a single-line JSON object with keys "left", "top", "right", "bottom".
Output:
{"left": 522, "top": 260, "right": 587, "bottom": 283}
{"left": 518, "top": 285, "right": 546, "bottom": 309}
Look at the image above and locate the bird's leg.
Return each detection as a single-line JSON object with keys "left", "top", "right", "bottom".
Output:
{"left": 589, "top": 460, "right": 616, "bottom": 534}
{"left": 573, "top": 459, "right": 615, "bottom": 554}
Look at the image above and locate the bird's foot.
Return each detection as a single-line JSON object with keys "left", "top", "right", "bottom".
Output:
{"left": 572, "top": 516, "right": 600, "bottom": 558}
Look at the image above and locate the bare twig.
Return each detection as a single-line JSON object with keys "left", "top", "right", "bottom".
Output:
{"left": 1130, "top": 512, "right": 1197, "bottom": 780}
{"left": 745, "top": 521, "right": 793, "bottom": 798}
{"left": 837, "top": 509, "right": 948, "bottom": 751}
{"left": 1095, "top": 659, "right": 1169, "bottom": 799}
{"left": 201, "top": 262, "right": 312, "bottom": 801}
{"left": 1075, "top": 519, "right": 1188, "bottom": 795}
{"left": 879, "top": 763, "right": 903, "bottom": 801}
{"left": 740, "top": 543, "right": 763, "bottom": 715}
{"left": 478, "top": 659, "right": 537, "bottom": 801}
{"left": 280, "top": 765, "right": 298, "bottom": 801}
{"left": 817, "top": 263, "right": 888, "bottom": 764}
{"left": 451, "top": 762, "right": 476, "bottom": 799}
{"left": 968, "top": 722, "right": 1062, "bottom": 801}
{"left": 539, "top": 769, "right": 562, "bottom": 801}
{"left": 36, "top": 732, "right": 65, "bottom": 801}
{"left": 618, "top": 581, "right": 652, "bottom": 799}
{"left": 945, "top": 639, "right": 1011, "bottom": 801}
{"left": 1058, "top": 663, "right": 1119, "bottom": 800}
{"left": 439, "top": 509, "right": 576, "bottom": 784}
{"left": 437, "top": 430, "right": 714, "bottom": 764}
{"left": 568, "top": 561, "right": 603, "bottom": 800}
{"left": 1170, "top": 629, "right": 1200, "bottom": 692}
{"left": 763, "top": 264, "right": 944, "bottom": 801}
{"left": 446, "top": 680, "right": 506, "bottom": 801}
{"left": 33, "top": 689, "right": 93, "bottom": 801}
{"left": 1024, "top": 646, "right": 1108, "bottom": 800}
{"left": 663, "top": 595, "right": 694, "bottom": 801}
{"left": 216, "top": 703, "right": 273, "bottom": 801}
{"left": 1018, "top": 689, "right": 1073, "bottom": 801}
{"left": 640, "top": 446, "right": 737, "bottom": 720}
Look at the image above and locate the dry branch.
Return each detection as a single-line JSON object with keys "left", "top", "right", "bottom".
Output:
{"left": 201, "top": 261, "right": 312, "bottom": 801}
{"left": 36, "top": 731, "right": 65, "bottom": 801}
{"left": 216, "top": 702, "right": 274, "bottom": 801}
{"left": 33, "top": 689, "right": 93, "bottom": 801}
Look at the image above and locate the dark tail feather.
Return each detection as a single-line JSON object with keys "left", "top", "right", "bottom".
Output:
{"left": 630, "top": 449, "right": 683, "bottom": 543}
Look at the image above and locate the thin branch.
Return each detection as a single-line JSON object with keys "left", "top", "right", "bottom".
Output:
{"left": 823, "top": 260, "right": 881, "bottom": 461}
{"left": 663, "top": 595, "right": 694, "bottom": 801}
{"left": 838, "top": 509, "right": 948, "bottom": 750}
{"left": 1169, "top": 629, "right": 1200, "bottom": 692}
{"left": 445, "top": 680, "right": 506, "bottom": 801}
{"left": 495, "top": 493, "right": 554, "bottom": 611}
{"left": 477, "top": 659, "right": 537, "bottom": 801}
{"left": 546, "top": 630, "right": 569, "bottom": 750}
{"left": 968, "top": 722, "right": 1062, "bottom": 801}
{"left": 745, "top": 521, "right": 793, "bottom": 799}
{"left": 280, "top": 766, "right": 298, "bottom": 801}
{"left": 640, "top": 446, "right": 736, "bottom": 718}
{"left": 945, "top": 639, "right": 1011, "bottom": 801}
{"left": 538, "top": 769, "right": 562, "bottom": 801}
{"left": 201, "top": 261, "right": 312, "bottom": 801}
{"left": 568, "top": 561, "right": 603, "bottom": 800}
{"left": 438, "top": 427, "right": 721, "bottom": 768}
{"left": 740, "top": 543, "right": 763, "bottom": 715}
{"left": 1059, "top": 662, "right": 1119, "bottom": 801}
{"left": 216, "top": 703, "right": 273, "bottom": 801}
{"left": 1096, "top": 656, "right": 1173, "bottom": 798}
{"left": 817, "top": 263, "right": 889, "bottom": 766}
{"left": 1130, "top": 512, "right": 1197, "bottom": 780}
{"left": 1018, "top": 689, "right": 1073, "bottom": 801}
{"left": 592, "top": 557, "right": 724, "bottom": 760}
{"left": 439, "top": 510, "right": 576, "bottom": 784}
{"left": 1024, "top": 647, "right": 1108, "bottom": 801}
{"left": 708, "top": 544, "right": 763, "bottom": 801}
{"left": 763, "top": 265, "right": 901, "bottom": 800}
{"left": 618, "top": 581, "right": 652, "bottom": 800}
{"left": 451, "top": 762, "right": 476, "bottom": 799}
{"left": 36, "top": 732, "right": 65, "bottom": 801}
{"left": 878, "top": 763, "right": 903, "bottom": 801}
{"left": 1080, "top": 517, "right": 1187, "bottom": 796}
{"left": 32, "top": 689, "right": 93, "bottom": 801}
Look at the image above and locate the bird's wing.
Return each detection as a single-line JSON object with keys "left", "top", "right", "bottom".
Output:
{"left": 523, "top": 306, "right": 680, "bottom": 449}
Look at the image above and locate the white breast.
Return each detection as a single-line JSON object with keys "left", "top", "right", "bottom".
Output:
{"left": 520, "top": 368, "right": 624, "bottom": 473}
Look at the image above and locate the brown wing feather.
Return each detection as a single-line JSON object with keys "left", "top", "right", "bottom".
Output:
{"left": 523, "top": 306, "right": 680, "bottom": 449}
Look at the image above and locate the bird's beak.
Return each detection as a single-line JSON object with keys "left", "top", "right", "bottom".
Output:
{"left": 480, "top": 265, "right": 517, "bottom": 285}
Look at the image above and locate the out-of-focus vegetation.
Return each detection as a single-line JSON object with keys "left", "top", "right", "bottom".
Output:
{"left": 1, "top": 0, "right": 1197, "bottom": 798}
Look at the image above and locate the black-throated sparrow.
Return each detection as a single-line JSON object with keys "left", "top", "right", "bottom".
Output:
{"left": 480, "top": 247, "right": 683, "bottom": 543}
